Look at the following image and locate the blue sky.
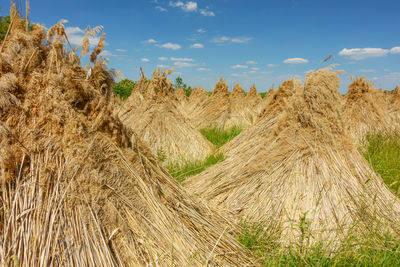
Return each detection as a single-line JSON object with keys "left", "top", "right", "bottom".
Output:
{"left": 2, "top": 0, "right": 400, "bottom": 93}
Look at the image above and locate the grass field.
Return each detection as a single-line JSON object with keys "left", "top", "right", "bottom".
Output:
{"left": 200, "top": 126, "right": 243, "bottom": 148}
{"left": 167, "top": 153, "right": 224, "bottom": 183}
{"left": 362, "top": 133, "right": 400, "bottom": 196}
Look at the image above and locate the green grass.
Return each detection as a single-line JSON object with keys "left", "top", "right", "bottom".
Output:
{"left": 259, "top": 92, "right": 267, "bottom": 99}
{"left": 362, "top": 133, "right": 400, "bottom": 196}
{"left": 239, "top": 220, "right": 400, "bottom": 267}
{"left": 167, "top": 153, "right": 224, "bottom": 183}
{"left": 200, "top": 126, "right": 243, "bottom": 148}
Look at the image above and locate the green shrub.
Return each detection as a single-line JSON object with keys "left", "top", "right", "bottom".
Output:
{"left": 112, "top": 79, "right": 136, "bottom": 99}
{"left": 200, "top": 126, "right": 242, "bottom": 148}
{"left": 167, "top": 153, "right": 224, "bottom": 183}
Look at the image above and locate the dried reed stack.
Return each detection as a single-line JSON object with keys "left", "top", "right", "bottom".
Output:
{"left": 184, "top": 86, "right": 209, "bottom": 118}
{"left": 246, "top": 84, "right": 262, "bottom": 107}
{"left": 225, "top": 82, "right": 254, "bottom": 128}
{"left": 118, "top": 69, "right": 214, "bottom": 166}
{"left": 0, "top": 15, "right": 251, "bottom": 266}
{"left": 245, "top": 84, "right": 263, "bottom": 121}
{"left": 189, "top": 78, "right": 231, "bottom": 129}
{"left": 388, "top": 85, "right": 400, "bottom": 127}
{"left": 174, "top": 87, "right": 189, "bottom": 116}
{"left": 184, "top": 68, "right": 400, "bottom": 247}
{"left": 342, "top": 77, "right": 395, "bottom": 142}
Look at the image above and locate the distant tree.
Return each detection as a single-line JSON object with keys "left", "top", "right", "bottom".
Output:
{"left": 174, "top": 77, "right": 192, "bottom": 97}
{"left": 0, "top": 16, "right": 11, "bottom": 41}
{"left": 113, "top": 79, "right": 136, "bottom": 99}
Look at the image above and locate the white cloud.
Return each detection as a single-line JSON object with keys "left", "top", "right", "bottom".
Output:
{"left": 171, "top": 57, "right": 194, "bottom": 62}
{"left": 231, "top": 37, "right": 253, "bottom": 43}
{"left": 390, "top": 47, "right": 400, "bottom": 54}
{"left": 59, "top": 19, "right": 69, "bottom": 24}
{"left": 200, "top": 9, "right": 215, "bottom": 16}
{"left": 197, "top": 67, "right": 210, "bottom": 71}
{"left": 142, "top": 38, "right": 158, "bottom": 44}
{"left": 211, "top": 36, "right": 231, "bottom": 43}
{"left": 157, "top": 64, "right": 170, "bottom": 68}
{"left": 267, "top": 64, "right": 278, "bottom": 67}
{"left": 260, "top": 71, "right": 274, "bottom": 74}
{"left": 190, "top": 43, "right": 204, "bottom": 48}
{"left": 174, "top": 61, "right": 197, "bottom": 68}
{"left": 231, "top": 64, "right": 248, "bottom": 69}
{"left": 197, "top": 28, "right": 206, "bottom": 33}
{"left": 246, "top": 60, "right": 257, "bottom": 65}
{"left": 100, "top": 50, "right": 113, "bottom": 57}
{"left": 141, "top": 58, "right": 150, "bottom": 63}
{"left": 251, "top": 67, "right": 260, "bottom": 71}
{"left": 65, "top": 26, "right": 100, "bottom": 47}
{"left": 158, "top": 56, "right": 168, "bottom": 61}
{"left": 357, "top": 69, "right": 376, "bottom": 73}
{"left": 283, "top": 58, "right": 309, "bottom": 64}
{"left": 156, "top": 42, "right": 181, "bottom": 50}
{"left": 156, "top": 6, "right": 168, "bottom": 12}
{"left": 182, "top": 1, "right": 197, "bottom": 12}
{"left": 211, "top": 36, "right": 253, "bottom": 44}
{"left": 338, "top": 48, "right": 389, "bottom": 60}
{"left": 169, "top": 1, "right": 184, "bottom": 7}
{"left": 115, "top": 48, "right": 127, "bottom": 52}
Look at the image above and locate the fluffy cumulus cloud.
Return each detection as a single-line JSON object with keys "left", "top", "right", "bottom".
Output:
{"left": 141, "top": 58, "right": 150, "bottom": 63}
{"left": 169, "top": 1, "right": 184, "bottom": 7}
{"left": 391, "top": 47, "right": 400, "bottom": 54}
{"left": 231, "top": 64, "right": 248, "bottom": 69}
{"left": 169, "top": 1, "right": 198, "bottom": 12}
{"left": 338, "top": 48, "right": 389, "bottom": 60}
{"left": 142, "top": 38, "right": 158, "bottom": 44}
{"left": 197, "top": 67, "right": 210, "bottom": 71}
{"left": 197, "top": 28, "right": 206, "bottom": 33}
{"left": 212, "top": 36, "right": 253, "bottom": 44}
{"left": 158, "top": 56, "right": 168, "bottom": 61}
{"left": 115, "top": 48, "right": 127, "bottom": 52}
{"left": 65, "top": 26, "right": 100, "bottom": 47}
{"left": 283, "top": 58, "right": 309, "bottom": 64}
{"left": 182, "top": 1, "right": 197, "bottom": 12}
{"left": 251, "top": 67, "right": 260, "bottom": 71}
{"left": 190, "top": 43, "right": 204, "bottom": 48}
{"left": 155, "top": 42, "right": 181, "bottom": 50}
{"left": 170, "top": 57, "right": 194, "bottom": 62}
{"left": 246, "top": 60, "right": 257, "bottom": 65}
{"left": 267, "top": 64, "right": 278, "bottom": 67}
{"left": 199, "top": 9, "right": 215, "bottom": 16}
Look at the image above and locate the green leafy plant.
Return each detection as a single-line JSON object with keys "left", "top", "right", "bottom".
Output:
{"left": 112, "top": 79, "right": 136, "bottom": 99}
